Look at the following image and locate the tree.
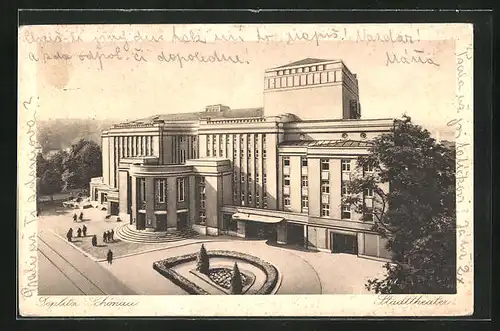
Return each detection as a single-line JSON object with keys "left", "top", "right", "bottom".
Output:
{"left": 63, "top": 139, "right": 102, "bottom": 190}
{"left": 196, "top": 244, "right": 210, "bottom": 275}
{"left": 39, "top": 168, "right": 63, "bottom": 200}
{"left": 230, "top": 262, "right": 243, "bottom": 294}
{"left": 342, "top": 115, "right": 456, "bottom": 294}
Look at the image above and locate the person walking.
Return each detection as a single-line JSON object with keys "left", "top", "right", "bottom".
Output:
{"left": 103, "top": 231, "right": 107, "bottom": 243}
{"left": 77, "top": 228, "right": 82, "bottom": 237}
{"left": 73, "top": 213, "right": 77, "bottom": 222}
{"left": 66, "top": 228, "right": 73, "bottom": 242}
{"left": 106, "top": 249, "right": 113, "bottom": 265}
{"left": 110, "top": 229, "right": 114, "bottom": 242}
{"left": 79, "top": 212, "right": 83, "bottom": 222}
{"left": 91, "top": 235, "right": 97, "bottom": 247}
{"left": 82, "top": 225, "right": 87, "bottom": 237}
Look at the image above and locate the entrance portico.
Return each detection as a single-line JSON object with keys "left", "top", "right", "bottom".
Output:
{"left": 231, "top": 212, "right": 284, "bottom": 243}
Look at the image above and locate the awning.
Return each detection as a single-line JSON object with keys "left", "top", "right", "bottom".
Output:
{"left": 232, "top": 212, "right": 284, "bottom": 224}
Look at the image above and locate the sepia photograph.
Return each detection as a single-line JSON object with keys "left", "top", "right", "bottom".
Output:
{"left": 18, "top": 22, "right": 474, "bottom": 316}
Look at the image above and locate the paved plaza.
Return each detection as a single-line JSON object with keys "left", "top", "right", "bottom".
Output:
{"left": 38, "top": 202, "right": 387, "bottom": 295}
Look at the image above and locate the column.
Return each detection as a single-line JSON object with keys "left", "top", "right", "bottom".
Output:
{"left": 276, "top": 221, "right": 287, "bottom": 244}
{"left": 199, "top": 134, "right": 207, "bottom": 158}
{"left": 308, "top": 158, "right": 321, "bottom": 217}
{"left": 167, "top": 177, "right": 178, "bottom": 230}
{"left": 241, "top": 134, "right": 248, "bottom": 206}
{"left": 131, "top": 176, "right": 137, "bottom": 225}
{"left": 329, "top": 159, "right": 342, "bottom": 219}
{"left": 118, "top": 170, "right": 129, "bottom": 221}
{"left": 265, "top": 133, "right": 278, "bottom": 209}
{"left": 235, "top": 134, "right": 241, "bottom": 204}
{"left": 145, "top": 177, "right": 155, "bottom": 230}
{"left": 188, "top": 175, "right": 197, "bottom": 226}
{"left": 205, "top": 175, "right": 220, "bottom": 236}
{"left": 290, "top": 156, "right": 301, "bottom": 213}
{"left": 257, "top": 133, "right": 264, "bottom": 208}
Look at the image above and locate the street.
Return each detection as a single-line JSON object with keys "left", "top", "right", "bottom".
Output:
{"left": 38, "top": 228, "right": 136, "bottom": 295}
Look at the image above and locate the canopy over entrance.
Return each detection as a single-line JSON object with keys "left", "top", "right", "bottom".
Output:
{"left": 232, "top": 212, "right": 284, "bottom": 224}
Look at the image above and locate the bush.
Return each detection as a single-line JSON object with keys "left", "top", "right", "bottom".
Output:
{"left": 230, "top": 262, "right": 243, "bottom": 294}
{"left": 196, "top": 244, "right": 210, "bottom": 275}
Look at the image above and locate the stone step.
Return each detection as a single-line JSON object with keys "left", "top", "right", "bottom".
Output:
{"left": 114, "top": 224, "right": 197, "bottom": 244}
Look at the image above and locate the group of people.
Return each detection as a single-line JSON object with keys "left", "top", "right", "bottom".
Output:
{"left": 73, "top": 212, "right": 84, "bottom": 222}
{"left": 66, "top": 225, "right": 87, "bottom": 242}
{"left": 103, "top": 229, "right": 115, "bottom": 243}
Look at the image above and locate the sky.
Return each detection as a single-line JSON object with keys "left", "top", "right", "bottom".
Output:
{"left": 21, "top": 24, "right": 465, "bottom": 138}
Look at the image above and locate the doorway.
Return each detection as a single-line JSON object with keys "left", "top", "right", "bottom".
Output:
{"left": 177, "top": 212, "right": 188, "bottom": 230}
{"left": 331, "top": 233, "right": 358, "bottom": 255}
{"left": 287, "top": 223, "right": 304, "bottom": 246}
{"left": 110, "top": 201, "right": 119, "bottom": 215}
{"left": 137, "top": 213, "right": 146, "bottom": 230}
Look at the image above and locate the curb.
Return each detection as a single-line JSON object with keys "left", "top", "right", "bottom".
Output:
{"left": 44, "top": 228, "right": 100, "bottom": 262}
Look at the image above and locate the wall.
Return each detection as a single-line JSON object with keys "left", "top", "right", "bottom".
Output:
{"left": 264, "top": 84, "right": 344, "bottom": 120}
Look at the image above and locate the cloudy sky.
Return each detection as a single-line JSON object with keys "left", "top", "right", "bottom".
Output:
{"left": 22, "top": 24, "right": 466, "bottom": 138}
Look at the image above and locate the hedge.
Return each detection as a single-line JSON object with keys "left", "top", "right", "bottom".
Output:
{"left": 152, "top": 250, "right": 279, "bottom": 295}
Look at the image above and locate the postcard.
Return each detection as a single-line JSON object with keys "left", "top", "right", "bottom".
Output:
{"left": 18, "top": 23, "right": 473, "bottom": 316}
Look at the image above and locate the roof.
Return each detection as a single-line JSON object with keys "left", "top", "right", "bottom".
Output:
{"left": 279, "top": 140, "right": 374, "bottom": 148}
{"left": 276, "top": 58, "right": 333, "bottom": 69}
{"left": 118, "top": 107, "right": 264, "bottom": 126}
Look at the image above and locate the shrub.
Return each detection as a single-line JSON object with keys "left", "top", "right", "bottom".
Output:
{"left": 196, "top": 244, "right": 210, "bottom": 275}
{"left": 230, "top": 262, "right": 243, "bottom": 294}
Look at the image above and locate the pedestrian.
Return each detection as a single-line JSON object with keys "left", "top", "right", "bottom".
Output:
{"left": 73, "top": 213, "right": 77, "bottom": 222}
{"left": 67, "top": 228, "right": 73, "bottom": 242}
{"left": 79, "top": 212, "right": 83, "bottom": 222}
{"left": 110, "top": 229, "right": 114, "bottom": 242}
{"left": 107, "top": 249, "right": 113, "bottom": 265}
{"left": 106, "top": 230, "right": 111, "bottom": 243}
{"left": 82, "top": 225, "right": 87, "bottom": 237}
{"left": 103, "top": 231, "right": 107, "bottom": 243}
{"left": 77, "top": 228, "right": 82, "bottom": 237}
{"left": 92, "top": 235, "right": 97, "bottom": 247}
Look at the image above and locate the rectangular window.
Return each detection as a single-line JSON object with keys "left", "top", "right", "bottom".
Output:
{"left": 301, "top": 175, "right": 308, "bottom": 187}
{"left": 321, "top": 204, "right": 330, "bottom": 217}
{"left": 341, "top": 205, "right": 351, "bottom": 219}
{"left": 283, "top": 157, "right": 290, "bottom": 167}
{"left": 364, "top": 188, "right": 374, "bottom": 197}
{"left": 248, "top": 194, "right": 252, "bottom": 204}
{"left": 341, "top": 184, "right": 348, "bottom": 196}
{"left": 139, "top": 178, "right": 146, "bottom": 203}
{"left": 263, "top": 150, "right": 267, "bottom": 158}
{"left": 157, "top": 179, "right": 166, "bottom": 203}
{"left": 284, "top": 196, "right": 291, "bottom": 207}
{"left": 364, "top": 208, "right": 374, "bottom": 222}
{"left": 321, "top": 181, "right": 330, "bottom": 194}
{"left": 284, "top": 174, "right": 290, "bottom": 186}
{"left": 255, "top": 150, "right": 259, "bottom": 158}
{"left": 233, "top": 150, "right": 237, "bottom": 158}
{"left": 301, "top": 196, "right": 309, "bottom": 209}
{"left": 363, "top": 162, "right": 374, "bottom": 173}
{"left": 241, "top": 193, "right": 245, "bottom": 205}
{"left": 263, "top": 195, "right": 268, "bottom": 208}
{"left": 321, "top": 159, "right": 329, "bottom": 170}
{"left": 263, "top": 174, "right": 267, "bottom": 184}
{"left": 341, "top": 160, "right": 351, "bottom": 172}
{"left": 233, "top": 172, "right": 238, "bottom": 182}
{"left": 248, "top": 150, "right": 252, "bottom": 158}
{"left": 241, "top": 175, "right": 245, "bottom": 183}
{"left": 177, "top": 178, "right": 185, "bottom": 202}
{"left": 256, "top": 173, "right": 259, "bottom": 183}
{"left": 248, "top": 174, "right": 252, "bottom": 183}
{"left": 301, "top": 157, "right": 308, "bottom": 167}
{"left": 213, "top": 149, "right": 217, "bottom": 156}
{"left": 240, "top": 150, "right": 244, "bottom": 158}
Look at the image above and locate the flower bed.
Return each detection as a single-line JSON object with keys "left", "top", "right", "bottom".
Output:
{"left": 152, "top": 250, "right": 279, "bottom": 295}
{"left": 209, "top": 268, "right": 250, "bottom": 290}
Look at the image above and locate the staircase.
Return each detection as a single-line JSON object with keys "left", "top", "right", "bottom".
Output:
{"left": 115, "top": 224, "right": 198, "bottom": 244}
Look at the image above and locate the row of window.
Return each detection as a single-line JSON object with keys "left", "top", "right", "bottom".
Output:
{"left": 276, "top": 64, "right": 327, "bottom": 76}
{"left": 139, "top": 178, "right": 186, "bottom": 205}
{"left": 117, "top": 135, "right": 154, "bottom": 158}
{"left": 198, "top": 176, "right": 206, "bottom": 224}
{"left": 267, "top": 71, "right": 335, "bottom": 89}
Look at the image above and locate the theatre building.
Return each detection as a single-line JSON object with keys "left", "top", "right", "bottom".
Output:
{"left": 90, "top": 58, "right": 393, "bottom": 260}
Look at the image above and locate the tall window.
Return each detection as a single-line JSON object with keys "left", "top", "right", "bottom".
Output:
{"left": 157, "top": 179, "right": 166, "bottom": 203}
{"left": 301, "top": 196, "right": 309, "bottom": 211}
{"left": 321, "top": 159, "right": 329, "bottom": 170}
{"left": 341, "top": 205, "right": 351, "bottom": 219}
{"left": 241, "top": 174, "right": 245, "bottom": 183}
{"left": 341, "top": 183, "right": 348, "bottom": 195}
{"left": 177, "top": 178, "right": 185, "bottom": 202}
{"left": 263, "top": 174, "right": 267, "bottom": 184}
{"left": 321, "top": 204, "right": 330, "bottom": 217}
{"left": 139, "top": 178, "right": 146, "bottom": 203}
{"left": 364, "top": 188, "right": 374, "bottom": 197}
{"left": 341, "top": 160, "right": 351, "bottom": 172}
{"left": 321, "top": 181, "right": 330, "bottom": 194}
{"left": 256, "top": 173, "right": 259, "bottom": 183}
{"left": 301, "top": 176, "right": 308, "bottom": 187}
{"left": 283, "top": 157, "right": 290, "bottom": 167}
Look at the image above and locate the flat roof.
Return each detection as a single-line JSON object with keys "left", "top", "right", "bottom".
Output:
{"left": 279, "top": 140, "right": 374, "bottom": 148}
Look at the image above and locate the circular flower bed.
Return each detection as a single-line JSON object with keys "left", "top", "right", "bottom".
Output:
{"left": 209, "top": 268, "right": 250, "bottom": 290}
